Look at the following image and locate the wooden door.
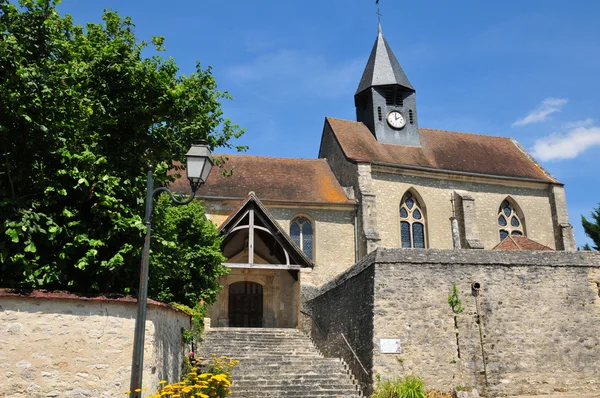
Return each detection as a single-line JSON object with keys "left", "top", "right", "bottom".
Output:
{"left": 228, "top": 282, "right": 263, "bottom": 327}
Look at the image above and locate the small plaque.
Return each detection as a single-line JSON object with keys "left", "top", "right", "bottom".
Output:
{"left": 380, "top": 339, "right": 401, "bottom": 354}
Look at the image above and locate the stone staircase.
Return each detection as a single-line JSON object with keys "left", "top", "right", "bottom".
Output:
{"left": 199, "top": 328, "right": 363, "bottom": 398}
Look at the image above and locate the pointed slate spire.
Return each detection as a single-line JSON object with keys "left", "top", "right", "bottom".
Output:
{"left": 355, "top": 24, "right": 414, "bottom": 95}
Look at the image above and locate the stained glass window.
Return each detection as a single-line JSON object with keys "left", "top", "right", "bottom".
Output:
{"left": 290, "top": 223, "right": 300, "bottom": 246}
{"left": 399, "top": 191, "right": 426, "bottom": 248}
{"left": 290, "top": 216, "right": 313, "bottom": 260}
{"left": 413, "top": 223, "right": 425, "bottom": 248}
{"left": 497, "top": 199, "right": 524, "bottom": 241}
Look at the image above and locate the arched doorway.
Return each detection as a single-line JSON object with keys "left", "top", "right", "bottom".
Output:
{"left": 228, "top": 282, "right": 263, "bottom": 327}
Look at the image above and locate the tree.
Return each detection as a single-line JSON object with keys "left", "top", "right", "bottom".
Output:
{"left": 582, "top": 204, "right": 600, "bottom": 251}
{"left": 150, "top": 195, "right": 228, "bottom": 306}
{"left": 0, "top": 0, "right": 244, "bottom": 306}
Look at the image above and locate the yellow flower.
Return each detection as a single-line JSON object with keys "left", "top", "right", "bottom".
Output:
{"left": 134, "top": 388, "right": 142, "bottom": 393}
{"left": 159, "top": 380, "right": 167, "bottom": 385}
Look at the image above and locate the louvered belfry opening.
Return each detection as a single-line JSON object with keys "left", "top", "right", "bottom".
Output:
{"left": 385, "top": 87, "right": 403, "bottom": 107}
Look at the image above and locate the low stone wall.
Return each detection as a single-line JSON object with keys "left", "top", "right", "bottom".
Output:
{"left": 0, "top": 290, "right": 191, "bottom": 397}
{"left": 302, "top": 252, "right": 376, "bottom": 393}
{"left": 305, "top": 249, "right": 600, "bottom": 396}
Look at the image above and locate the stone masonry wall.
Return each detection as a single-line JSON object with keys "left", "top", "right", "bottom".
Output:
{"left": 372, "top": 170, "right": 559, "bottom": 250}
{"left": 305, "top": 249, "right": 600, "bottom": 396}
{"left": 269, "top": 207, "right": 356, "bottom": 285}
{"left": 0, "top": 292, "right": 190, "bottom": 397}
{"left": 303, "top": 253, "right": 376, "bottom": 394}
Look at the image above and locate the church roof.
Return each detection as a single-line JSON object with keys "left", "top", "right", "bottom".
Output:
{"left": 492, "top": 235, "right": 554, "bottom": 251}
{"left": 324, "top": 117, "right": 559, "bottom": 183}
{"left": 356, "top": 25, "right": 414, "bottom": 95}
{"left": 170, "top": 154, "right": 355, "bottom": 205}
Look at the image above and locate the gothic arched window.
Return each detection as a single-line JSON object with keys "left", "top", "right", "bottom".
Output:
{"left": 399, "top": 191, "right": 426, "bottom": 248}
{"left": 290, "top": 216, "right": 313, "bottom": 260}
{"left": 498, "top": 199, "right": 524, "bottom": 241}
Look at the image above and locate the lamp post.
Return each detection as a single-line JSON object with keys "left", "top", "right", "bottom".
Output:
{"left": 129, "top": 143, "right": 213, "bottom": 398}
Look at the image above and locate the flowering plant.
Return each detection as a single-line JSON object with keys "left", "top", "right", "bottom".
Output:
{"left": 126, "top": 354, "right": 238, "bottom": 398}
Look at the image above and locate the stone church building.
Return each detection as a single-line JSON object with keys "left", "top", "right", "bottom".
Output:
{"left": 174, "top": 26, "right": 576, "bottom": 330}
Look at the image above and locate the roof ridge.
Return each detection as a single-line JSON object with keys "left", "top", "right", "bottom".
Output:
{"left": 213, "top": 153, "right": 327, "bottom": 162}
{"left": 326, "top": 116, "right": 515, "bottom": 140}
{"left": 419, "top": 127, "right": 514, "bottom": 140}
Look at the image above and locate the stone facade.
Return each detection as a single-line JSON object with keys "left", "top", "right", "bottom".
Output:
{"left": 371, "top": 167, "right": 561, "bottom": 250}
{"left": 304, "top": 248, "right": 600, "bottom": 396}
{"left": 209, "top": 268, "right": 300, "bottom": 328}
{"left": 0, "top": 293, "right": 190, "bottom": 397}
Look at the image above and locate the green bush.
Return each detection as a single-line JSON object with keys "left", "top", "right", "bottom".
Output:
{"left": 371, "top": 375, "right": 425, "bottom": 398}
{"left": 399, "top": 375, "right": 425, "bottom": 398}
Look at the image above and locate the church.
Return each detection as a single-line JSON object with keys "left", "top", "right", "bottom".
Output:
{"left": 173, "top": 25, "right": 576, "bottom": 330}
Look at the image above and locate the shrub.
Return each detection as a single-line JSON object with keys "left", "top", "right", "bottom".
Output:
{"left": 399, "top": 375, "right": 425, "bottom": 398}
{"left": 371, "top": 378, "right": 402, "bottom": 398}
{"left": 371, "top": 375, "right": 426, "bottom": 398}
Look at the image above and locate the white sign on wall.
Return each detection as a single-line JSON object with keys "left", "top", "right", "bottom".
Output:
{"left": 379, "top": 339, "right": 401, "bottom": 354}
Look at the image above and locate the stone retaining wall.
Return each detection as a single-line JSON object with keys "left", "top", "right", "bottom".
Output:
{"left": 302, "top": 252, "right": 376, "bottom": 393}
{"left": 0, "top": 291, "right": 190, "bottom": 397}
{"left": 304, "top": 249, "right": 600, "bottom": 396}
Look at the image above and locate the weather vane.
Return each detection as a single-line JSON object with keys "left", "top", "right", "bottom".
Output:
{"left": 376, "top": 0, "right": 382, "bottom": 24}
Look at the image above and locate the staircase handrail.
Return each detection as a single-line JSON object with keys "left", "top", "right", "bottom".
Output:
{"left": 341, "top": 333, "right": 369, "bottom": 376}
{"left": 301, "top": 309, "right": 369, "bottom": 377}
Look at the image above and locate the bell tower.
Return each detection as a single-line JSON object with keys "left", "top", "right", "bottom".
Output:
{"left": 355, "top": 25, "right": 420, "bottom": 146}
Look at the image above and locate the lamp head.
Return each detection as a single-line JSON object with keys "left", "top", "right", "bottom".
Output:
{"left": 185, "top": 141, "right": 213, "bottom": 191}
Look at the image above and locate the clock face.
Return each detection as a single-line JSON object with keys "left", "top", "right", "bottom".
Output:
{"left": 387, "top": 111, "right": 406, "bottom": 129}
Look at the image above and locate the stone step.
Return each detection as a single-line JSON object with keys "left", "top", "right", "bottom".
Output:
{"left": 200, "top": 328, "right": 362, "bottom": 397}
{"left": 234, "top": 374, "right": 355, "bottom": 381}
{"left": 229, "top": 392, "right": 360, "bottom": 398}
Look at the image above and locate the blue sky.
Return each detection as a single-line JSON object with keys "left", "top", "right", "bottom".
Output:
{"left": 57, "top": 0, "right": 600, "bottom": 248}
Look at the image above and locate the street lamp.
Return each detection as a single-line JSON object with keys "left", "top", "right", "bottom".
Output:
{"left": 129, "top": 142, "right": 213, "bottom": 398}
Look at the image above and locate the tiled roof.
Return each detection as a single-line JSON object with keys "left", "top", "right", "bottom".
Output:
{"left": 170, "top": 154, "right": 354, "bottom": 205}
{"left": 325, "top": 117, "right": 558, "bottom": 183}
{"left": 492, "top": 235, "right": 554, "bottom": 251}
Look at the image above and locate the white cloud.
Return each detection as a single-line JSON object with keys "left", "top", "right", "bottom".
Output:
{"left": 226, "top": 49, "right": 363, "bottom": 99}
{"left": 532, "top": 122, "right": 600, "bottom": 161}
{"left": 562, "top": 118, "right": 594, "bottom": 129}
{"left": 513, "top": 97, "right": 568, "bottom": 127}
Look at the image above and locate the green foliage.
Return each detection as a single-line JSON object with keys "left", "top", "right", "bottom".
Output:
{"left": 171, "top": 300, "right": 208, "bottom": 343}
{"left": 371, "top": 378, "right": 401, "bottom": 398}
{"left": 582, "top": 203, "right": 600, "bottom": 251}
{"left": 150, "top": 195, "right": 228, "bottom": 307}
{"left": 399, "top": 376, "right": 426, "bottom": 398}
{"left": 371, "top": 375, "right": 426, "bottom": 398}
{"left": 448, "top": 282, "right": 464, "bottom": 314}
{"left": 0, "top": 1, "right": 244, "bottom": 300}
